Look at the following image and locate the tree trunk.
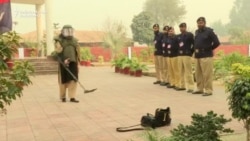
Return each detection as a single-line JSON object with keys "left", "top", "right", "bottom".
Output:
{"left": 246, "top": 119, "right": 250, "bottom": 141}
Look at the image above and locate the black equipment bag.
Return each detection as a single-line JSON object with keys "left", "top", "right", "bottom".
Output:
{"left": 116, "top": 107, "right": 171, "bottom": 132}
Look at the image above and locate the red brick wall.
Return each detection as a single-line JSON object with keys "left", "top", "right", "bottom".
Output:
{"left": 85, "top": 45, "right": 249, "bottom": 62}
{"left": 214, "top": 45, "right": 249, "bottom": 56}
{"left": 89, "top": 47, "right": 111, "bottom": 61}
{"left": 86, "top": 46, "right": 152, "bottom": 61}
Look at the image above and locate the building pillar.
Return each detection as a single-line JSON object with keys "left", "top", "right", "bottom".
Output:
{"left": 45, "top": 0, "right": 54, "bottom": 56}
{"left": 35, "top": 4, "right": 43, "bottom": 57}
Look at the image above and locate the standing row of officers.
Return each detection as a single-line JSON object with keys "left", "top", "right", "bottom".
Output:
{"left": 153, "top": 17, "right": 220, "bottom": 96}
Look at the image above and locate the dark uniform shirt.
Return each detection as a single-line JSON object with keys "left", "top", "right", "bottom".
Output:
{"left": 194, "top": 27, "right": 220, "bottom": 58}
{"left": 177, "top": 32, "right": 194, "bottom": 57}
{"left": 154, "top": 32, "right": 163, "bottom": 56}
{"left": 162, "top": 33, "right": 168, "bottom": 57}
{"left": 163, "top": 35, "right": 179, "bottom": 57}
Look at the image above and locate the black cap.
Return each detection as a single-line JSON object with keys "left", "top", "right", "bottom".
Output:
{"left": 168, "top": 26, "right": 173, "bottom": 31}
{"left": 163, "top": 26, "right": 169, "bottom": 31}
{"left": 197, "top": 17, "right": 206, "bottom": 23}
{"left": 153, "top": 24, "right": 159, "bottom": 28}
{"left": 179, "top": 23, "right": 186, "bottom": 27}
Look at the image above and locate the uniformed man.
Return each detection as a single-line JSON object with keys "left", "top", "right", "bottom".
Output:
{"left": 165, "top": 27, "right": 179, "bottom": 89}
{"left": 160, "top": 25, "right": 170, "bottom": 86}
{"left": 192, "top": 17, "right": 220, "bottom": 96}
{"left": 176, "top": 23, "right": 195, "bottom": 92}
{"left": 54, "top": 25, "right": 81, "bottom": 102}
{"left": 153, "top": 24, "right": 164, "bottom": 85}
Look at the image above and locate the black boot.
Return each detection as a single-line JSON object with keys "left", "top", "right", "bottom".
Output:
{"left": 167, "top": 84, "right": 175, "bottom": 88}
{"left": 175, "top": 87, "right": 186, "bottom": 91}
{"left": 70, "top": 98, "right": 79, "bottom": 103}
{"left": 61, "top": 98, "right": 66, "bottom": 102}
{"left": 153, "top": 81, "right": 161, "bottom": 84}
{"left": 160, "top": 82, "right": 168, "bottom": 86}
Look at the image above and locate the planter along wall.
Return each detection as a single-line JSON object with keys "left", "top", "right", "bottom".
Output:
{"left": 112, "top": 57, "right": 148, "bottom": 77}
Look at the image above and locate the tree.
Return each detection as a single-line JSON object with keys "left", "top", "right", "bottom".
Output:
{"left": 102, "top": 19, "right": 128, "bottom": 60}
{"left": 210, "top": 20, "right": 228, "bottom": 36}
{"left": 227, "top": 0, "right": 250, "bottom": 44}
{"left": 0, "top": 31, "right": 34, "bottom": 114}
{"left": 168, "top": 111, "right": 233, "bottom": 141}
{"left": 229, "top": 0, "right": 250, "bottom": 29}
{"left": 131, "top": 11, "right": 154, "bottom": 45}
{"left": 143, "top": 0, "right": 186, "bottom": 26}
{"left": 228, "top": 27, "right": 250, "bottom": 44}
{"left": 226, "top": 63, "right": 250, "bottom": 141}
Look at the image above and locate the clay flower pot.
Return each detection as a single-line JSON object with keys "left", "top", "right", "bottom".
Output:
{"left": 135, "top": 70, "right": 142, "bottom": 77}
{"left": 85, "top": 61, "right": 91, "bottom": 66}
{"left": 80, "top": 61, "right": 86, "bottom": 66}
{"left": 130, "top": 71, "right": 135, "bottom": 76}
{"left": 119, "top": 69, "right": 124, "bottom": 73}
{"left": 115, "top": 67, "right": 120, "bottom": 73}
{"left": 123, "top": 67, "right": 130, "bottom": 75}
{"left": 6, "top": 60, "right": 14, "bottom": 70}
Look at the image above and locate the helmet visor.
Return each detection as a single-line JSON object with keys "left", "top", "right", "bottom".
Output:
{"left": 62, "top": 27, "right": 74, "bottom": 37}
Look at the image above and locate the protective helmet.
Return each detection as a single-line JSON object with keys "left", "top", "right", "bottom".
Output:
{"left": 61, "top": 25, "right": 74, "bottom": 38}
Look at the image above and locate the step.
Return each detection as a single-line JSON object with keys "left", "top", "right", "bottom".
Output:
{"left": 29, "top": 62, "right": 58, "bottom": 67}
{"left": 14, "top": 57, "right": 58, "bottom": 75}
{"left": 34, "top": 70, "right": 58, "bottom": 75}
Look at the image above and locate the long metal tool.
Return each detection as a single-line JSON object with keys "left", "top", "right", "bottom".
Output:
{"left": 57, "top": 57, "right": 97, "bottom": 94}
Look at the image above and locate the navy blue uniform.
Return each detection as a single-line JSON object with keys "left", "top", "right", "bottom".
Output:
{"left": 154, "top": 32, "right": 164, "bottom": 56}
{"left": 163, "top": 36, "right": 179, "bottom": 57}
{"left": 177, "top": 32, "right": 194, "bottom": 56}
{"left": 162, "top": 34, "right": 168, "bottom": 57}
{"left": 194, "top": 27, "right": 220, "bottom": 58}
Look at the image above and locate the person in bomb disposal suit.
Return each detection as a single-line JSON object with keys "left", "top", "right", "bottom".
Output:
{"left": 54, "top": 25, "right": 81, "bottom": 103}
{"left": 176, "top": 23, "right": 195, "bottom": 92}
{"left": 153, "top": 24, "right": 164, "bottom": 85}
{"left": 192, "top": 17, "right": 220, "bottom": 96}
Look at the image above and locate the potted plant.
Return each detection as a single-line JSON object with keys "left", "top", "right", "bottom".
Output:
{"left": 80, "top": 48, "right": 92, "bottom": 66}
{"left": 111, "top": 58, "right": 122, "bottom": 73}
{"left": 22, "top": 42, "right": 38, "bottom": 57}
{"left": 128, "top": 58, "right": 139, "bottom": 76}
{"left": 134, "top": 62, "right": 148, "bottom": 77}
{"left": 5, "top": 58, "right": 14, "bottom": 70}
{"left": 118, "top": 57, "right": 128, "bottom": 74}
{"left": 0, "top": 31, "right": 33, "bottom": 114}
{"left": 129, "top": 64, "right": 136, "bottom": 76}
{"left": 80, "top": 49, "right": 86, "bottom": 66}
{"left": 111, "top": 56, "right": 127, "bottom": 73}
{"left": 121, "top": 57, "right": 132, "bottom": 75}
{"left": 1, "top": 33, "right": 20, "bottom": 70}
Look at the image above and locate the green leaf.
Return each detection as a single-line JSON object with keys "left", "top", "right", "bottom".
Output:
{"left": 246, "top": 93, "right": 250, "bottom": 100}
{"left": 0, "top": 31, "right": 33, "bottom": 113}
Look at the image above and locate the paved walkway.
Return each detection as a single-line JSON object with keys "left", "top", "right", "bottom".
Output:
{"left": 0, "top": 67, "right": 245, "bottom": 141}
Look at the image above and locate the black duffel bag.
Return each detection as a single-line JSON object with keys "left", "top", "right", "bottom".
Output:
{"left": 116, "top": 107, "right": 171, "bottom": 132}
